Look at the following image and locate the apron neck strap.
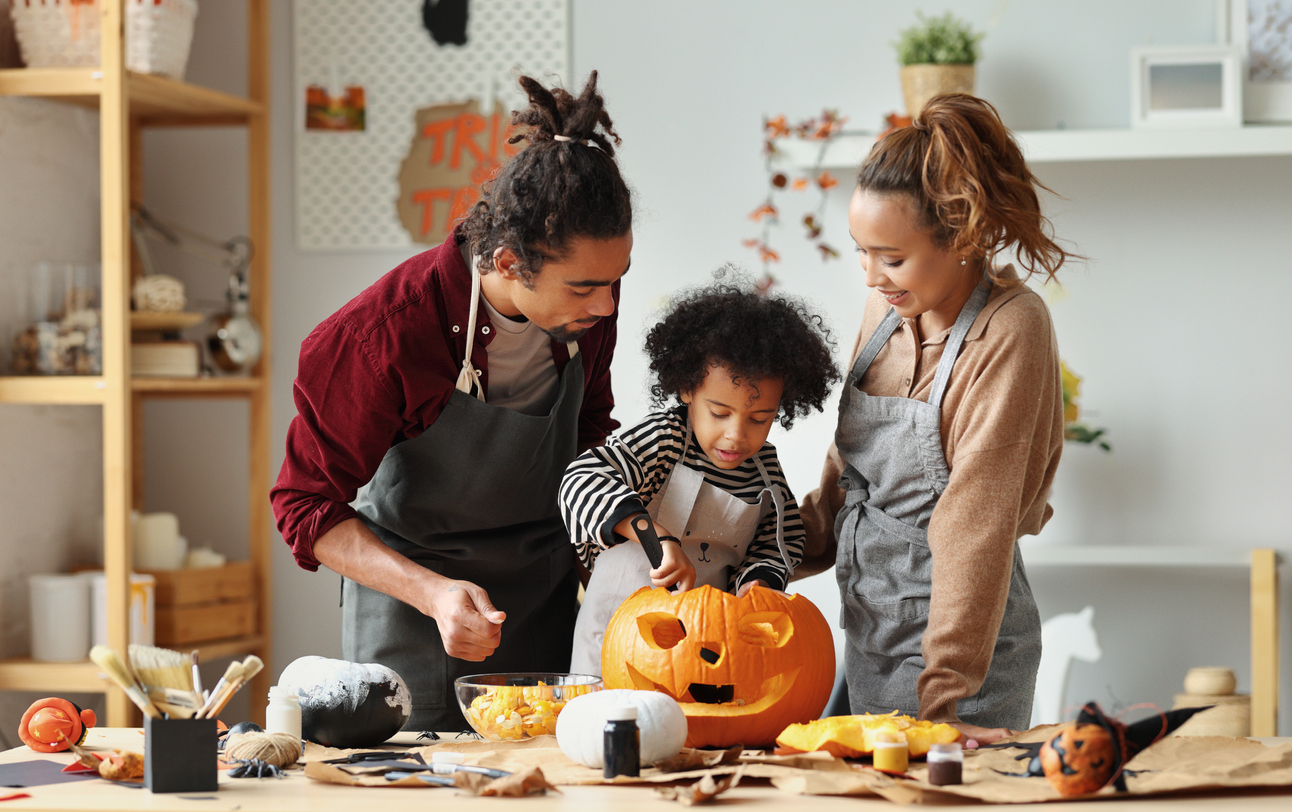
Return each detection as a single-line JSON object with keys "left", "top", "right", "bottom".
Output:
{"left": 455, "top": 269, "right": 486, "bottom": 400}
{"left": 850, "top": 308, "right": 902, "bottom": 381}
{"left": 927, "top": 274, "right": 992, "bottom": 409}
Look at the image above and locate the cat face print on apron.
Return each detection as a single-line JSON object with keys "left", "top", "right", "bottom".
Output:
{"left": 346, "top": 268, "right": 584, "bottom": 731}
{"left": 833, "top": 278, "right": 1041, "bottom": 731}
{"left": 569, "top": 423, "right": 793, "bottom": 676}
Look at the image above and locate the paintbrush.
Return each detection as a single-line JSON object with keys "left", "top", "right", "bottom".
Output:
{"left": 190, "top": 650, "right": 203, "bottom": 697}
{"left": 129, "top": 644, "right": 200, "bottom": 718}
{"left": 202, "top": 655, "right": 264, "bottom": 720}
{"left": 196, "top": 660, "right": 244, "bottom": 718}
{"left": 89, "top": 644, "right": 161, "bottom": 718}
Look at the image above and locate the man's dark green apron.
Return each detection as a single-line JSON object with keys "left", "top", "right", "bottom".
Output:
{"left": 346, "top": 268, "right": 583, "bottom": 731}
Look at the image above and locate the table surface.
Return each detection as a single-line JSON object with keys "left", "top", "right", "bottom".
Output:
{"left": 3, "top": 729, "right": 1292, "bottom": 811}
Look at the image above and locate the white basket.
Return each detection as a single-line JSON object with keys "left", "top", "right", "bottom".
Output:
{"left": 10, "top": 0, "right": 199, "bottom": 81}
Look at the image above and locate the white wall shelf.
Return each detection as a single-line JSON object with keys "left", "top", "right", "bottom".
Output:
{"left": 777, "top": 124, "right": 1292, "bottom": 169}
{"left": 1022, "top": 544, "right": 1254, "bottom": 567}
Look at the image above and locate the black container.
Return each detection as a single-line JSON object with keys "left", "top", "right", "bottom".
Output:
{"left": 144, "top": 716, "right": 218, "bottom": 793}
{"left": 603, "top": 706, "right": 640, "bottom": 779}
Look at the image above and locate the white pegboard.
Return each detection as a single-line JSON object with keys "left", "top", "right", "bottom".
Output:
{"left": 294, "top": 0, "right": 571, "bottom": 250}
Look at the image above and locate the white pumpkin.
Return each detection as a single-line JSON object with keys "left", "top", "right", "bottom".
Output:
{"left": 556, "top": 689, "right": 687, "bottom": 768}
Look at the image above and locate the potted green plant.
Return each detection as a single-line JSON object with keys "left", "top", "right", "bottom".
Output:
{"left": 893, "top": 11, "right": 984, "bottom": 117}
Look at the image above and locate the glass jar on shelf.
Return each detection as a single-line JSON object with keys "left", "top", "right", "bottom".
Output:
{"left": 9, "top": 261, "right": 102, "bottom": 375}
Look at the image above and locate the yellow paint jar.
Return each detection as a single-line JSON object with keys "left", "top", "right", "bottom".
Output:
{"left": 872, "top": 737, "right": 909, "bottom": 775}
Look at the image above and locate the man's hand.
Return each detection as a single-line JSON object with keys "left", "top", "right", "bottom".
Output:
{"left": 313, "top": 518, "right": 508, "bottom": 661}
{"left": 650, "top": 539, "right": 697, "bottom": 592}
{"left": 426, "top": 579, "right": 506, "bottom": 661}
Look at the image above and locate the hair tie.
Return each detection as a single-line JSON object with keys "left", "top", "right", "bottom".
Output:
{"left": 553, "top": 134, "right": 573, "bottom": 142}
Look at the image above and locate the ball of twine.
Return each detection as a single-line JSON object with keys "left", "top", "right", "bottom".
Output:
{"left": 132, "top": 274, "right": 186, "bottom": 312}
{"left": 225, "top": 731, "right": 302, "bottom": 767}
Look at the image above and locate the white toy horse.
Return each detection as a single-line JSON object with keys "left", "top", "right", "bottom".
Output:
{"left": 1030, "top": 605, "right": 1102, "bottom": 729}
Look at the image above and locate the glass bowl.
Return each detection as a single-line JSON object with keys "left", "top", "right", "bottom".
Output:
{"left": 455, "top": 672, "right": 602, "bottom": 741}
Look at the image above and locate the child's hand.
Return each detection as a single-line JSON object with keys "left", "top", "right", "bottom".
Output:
{"left": 736, "top": 579, "right": 768, "bottom": 597}
{"left": 651, "top": 539, "right": 697, "bottom": 592}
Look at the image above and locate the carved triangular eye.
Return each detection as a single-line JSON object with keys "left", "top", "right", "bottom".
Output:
{"left": 637, "top": 612, "right": 686, "bottom": 649}
{"left": 737, "top": 611, "right": 793, "bottom": 647}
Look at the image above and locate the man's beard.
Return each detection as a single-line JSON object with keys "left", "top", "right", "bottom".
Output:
{"left": 541, "top": 319, "right": 598, "bottom": 343}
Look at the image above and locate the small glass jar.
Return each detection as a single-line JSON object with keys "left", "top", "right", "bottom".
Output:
{"left": 10, "top": 262, "right": 101, "bottom": 375}
{"left": 926, "top": 742, "right": 964, "bottom": 785}
{"left": 265, "top": 685, "right": 302, "bottom": 740}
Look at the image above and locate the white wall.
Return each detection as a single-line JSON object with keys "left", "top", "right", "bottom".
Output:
{"left": 2, "top": 0, "right": 1288, "bottom": 737}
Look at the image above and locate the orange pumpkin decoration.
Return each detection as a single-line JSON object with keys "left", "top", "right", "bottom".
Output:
{"left": 600, "top": 584, "right": 835, "bottom": 748}
{"left": 1039, "top": 704, "right": 1129, "bottom": 796}
{"left": 18, "top": 698, "right": 96, "bottom": 753}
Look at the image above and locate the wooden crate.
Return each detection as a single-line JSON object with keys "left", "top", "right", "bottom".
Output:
{"left": 145, "top": 560, "right": 255, "bottom": 606}
{"left": 141, "top": 561, "right": 258, "bottom": 645}
{"left": 154, "top": 599, "right": 258, "bottom": 646}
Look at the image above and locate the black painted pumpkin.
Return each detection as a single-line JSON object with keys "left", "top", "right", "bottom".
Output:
{"left": 277, "top": 656, "right": 412, "bottom": 748}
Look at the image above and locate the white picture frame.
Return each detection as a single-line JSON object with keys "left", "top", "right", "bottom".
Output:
{"left": 1130, "top": 45, "right": 1243, "bottom": 128}
{"left": 1225, "top": 0, "right": 1292, "bottom": 122}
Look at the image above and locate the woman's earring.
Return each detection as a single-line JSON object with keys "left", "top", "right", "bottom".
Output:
{"left": 960, "top": 257, "right": 967, "bottom": 266}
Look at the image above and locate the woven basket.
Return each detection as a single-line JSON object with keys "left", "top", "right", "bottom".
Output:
{"left": 900, "top": 64, "right": 976, "bottom": 118}
{"left": 10, "top": 0, "right": 199, "bottom": 81}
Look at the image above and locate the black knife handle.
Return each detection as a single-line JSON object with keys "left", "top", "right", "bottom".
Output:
{"left": 631, "top": 513, "right": 664, "bottom": 570}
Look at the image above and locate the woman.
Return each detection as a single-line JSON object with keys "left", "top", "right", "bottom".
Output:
{"left": 799, "top": 93, "right": 1074, "bottom": 744}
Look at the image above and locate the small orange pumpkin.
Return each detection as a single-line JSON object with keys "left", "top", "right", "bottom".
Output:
{"left": 600, "top": 584, "right": 835, "bottom": 748}
{"left": 18, "top": 698, "right": 96, "bottom": 753}
{"left": 1039, "top": 704, "right": 1129, "bottom": 796}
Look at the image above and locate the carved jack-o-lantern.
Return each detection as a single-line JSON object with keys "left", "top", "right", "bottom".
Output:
{"left": 1039, "top": 704, "right": 1129, "bottom": 796}
{"left": 600, "top": 584, "right": 835, "bottom": 748}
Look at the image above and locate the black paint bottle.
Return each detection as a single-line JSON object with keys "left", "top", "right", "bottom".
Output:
{"left": 603, "top": 705, "right": 640, "bottom": 779}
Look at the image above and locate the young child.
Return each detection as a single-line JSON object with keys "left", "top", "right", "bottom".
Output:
{"left": 560, "top": 278, "right": 840, "bottom": 675}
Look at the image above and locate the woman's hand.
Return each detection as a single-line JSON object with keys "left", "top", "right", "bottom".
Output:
{"left": 650, "top": 539, "right": 697, "bottom": 592}
{"left": 951, "top": 721, "right": 1018, "bottom": 747}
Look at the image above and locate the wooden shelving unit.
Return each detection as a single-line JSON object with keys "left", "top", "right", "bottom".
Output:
{"left": 0, "top": 1, "right": 273, "bottom": 727}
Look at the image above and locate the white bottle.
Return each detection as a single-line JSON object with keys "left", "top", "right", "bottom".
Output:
{"left": 266, "top": 685, "right": 302, "bottom": 740}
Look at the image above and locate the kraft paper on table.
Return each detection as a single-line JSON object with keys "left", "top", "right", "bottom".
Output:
{"left": 300, "top": 726, "right": 1292, "bottom": 803}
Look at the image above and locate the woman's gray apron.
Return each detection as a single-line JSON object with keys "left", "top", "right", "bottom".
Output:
{"left": 570, "top": 424, "right": 792, "bottom": 675}
{"left": 834, "top": 280, "right": 1040, "bottom": 730}
{"left": 346, "top": 269, "right": 583, "bottom": 731}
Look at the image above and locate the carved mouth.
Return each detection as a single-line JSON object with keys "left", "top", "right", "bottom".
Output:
{"left": 624, "top": 664, "right": 800, "bottom": 713}
{"left": 687, "top": 683, "right": 735, "bottom": 704}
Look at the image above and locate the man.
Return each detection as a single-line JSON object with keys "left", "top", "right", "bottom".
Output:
{"left": 271, "top": 72, "right": 633, "bottom": 730}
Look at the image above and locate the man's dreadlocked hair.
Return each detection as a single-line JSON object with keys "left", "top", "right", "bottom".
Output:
{"left": 459, "top": 71, "right": 633, "bottom": 284}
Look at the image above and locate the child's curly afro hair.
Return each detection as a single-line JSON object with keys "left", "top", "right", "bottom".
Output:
{"left": 645, "top": 272, "right": 840, "bottom": 429}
